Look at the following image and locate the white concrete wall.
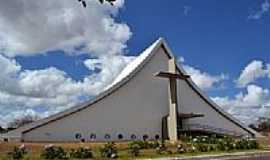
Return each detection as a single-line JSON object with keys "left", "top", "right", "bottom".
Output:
{"left": 23, "top": 47, "right": 170, "bottom": 142}
{"left": 22, "top": 44, "right": 252, "bottom": 142}
{"left": 177, "top": 78, "right": 251, "bottom": 136}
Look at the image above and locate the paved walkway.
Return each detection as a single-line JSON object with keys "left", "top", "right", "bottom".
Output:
{"left": 150, "top": 150, "right": 270, "bottom": 160}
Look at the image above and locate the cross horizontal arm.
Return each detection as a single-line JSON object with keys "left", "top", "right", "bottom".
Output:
{"left": 155, "top": 71, "right": 190, "bottom": 80}
{"left": 178, "top": 113, "right": 204, "bottom": 119}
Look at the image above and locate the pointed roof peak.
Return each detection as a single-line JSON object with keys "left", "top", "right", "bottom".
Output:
{"left": 157, "top": 36, "right": 165, "bottom": 42}
{"left": 106, "top": 37, "right": 164, "bottom": 89}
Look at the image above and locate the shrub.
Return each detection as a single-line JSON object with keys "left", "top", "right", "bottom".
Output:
{"left": 216, "top": 139, "right": 226, "bottom": 151}
{"left": 235, "top": 139, "right": 244, "bottom": 150}
{"left": 41, "top": 144, "right": 68, "bottom": 160}
{"left": 128, "top": 140, "right": 155, "bottom": 149}
{"left": 181, "top": 135, "right": 259, "bottom": 152}
{"left": 176, "top": 144, "right": 186, "bottom": 154}
{"left": 179, "top": 134, "right": 193, "bottom": 143}
{"left": 155, "top": 141, "right": 172, "bottom": 155}
{"left": 247, "top": 139, "right": 259, "bottom": 149}
{"left": 192, "top": 136, "right": 209, "bottom": 144}
{"left": 216, "top": 137, "right": 234, "bottom": 151}
{"left": 209, "top": 134, "right": 218, "bottom": 144}
{"left": 70, "top": 147, "right": 93, "bottom": 159}
{"left": 148, "top": 140, "right": 160, "bottom": 149}
{"left": 180, "top": 142, "right": 215, "bottom": 153}
{"left": 194, "top": 143, "right": 208, "bottom": 152}
{"left": 224, "top": 137, "right": 234, "bottom": 151}
{"left": 136, "top": 140, "right": 148, "bottom": 149}
{"left": 237, "top": 139, "right": 254, "bottom": 150}
{"left": 7, "top": 145, "right": 27, "bottom": 160}
{"left": 99, "top": 142, "right": 118, "bottom": 159}
{"left": 234, "top": 139, "right": 259, "bottom": 150}
{"left": 192, "top": 137, "right": 199, "bottom": 143}
{"left": 207, "top": 145, "right": 215, "bottom": 152}
{"left": 128, "top": 142, "right": 141, "bottom": 157}
{"left": 186, "top": 143, "right": 197, "bottom": 153}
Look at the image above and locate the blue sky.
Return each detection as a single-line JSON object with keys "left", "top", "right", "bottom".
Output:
{"left": 17, "top": 0, "right": 270, "bottom": 95}
{"left": 0, "top": 0, "right": 270, "bottom": 126}
{"left": 120, "top": 0, "right": 270, "bottom": 96}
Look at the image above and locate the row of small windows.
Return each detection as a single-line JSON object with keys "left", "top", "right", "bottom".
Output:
{"left": 75, "top": 133, "right": 160, "bottom": 140}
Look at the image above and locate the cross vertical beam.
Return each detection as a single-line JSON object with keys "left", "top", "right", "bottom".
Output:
{"left": 167, "top": 58, "right": 178, "bottom": 141}
{"left": 155, "top": 58, "right": 190, "bottom": 142}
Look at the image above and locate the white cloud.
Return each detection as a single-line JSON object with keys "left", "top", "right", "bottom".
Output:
{"left": 178, "top": 56, "right": 185, "bottom": 63}
{"left": 183, "top": 65, "right": 228, "bottom": 90}
{"left": 177, "top": 57, "right": 227, "bottom": 90}
{"left": 213, "top": 84, "right": 269, "bottom": 107}
{"left": 248, "top": 0, "right": 270, "bottom": 20}
{"left": 0, "top": 54, "right": 227, "bottom": 126}
{"left": 236, "top": 60, "right": 270, "bottom": 87}
{"left": 213, "top": 60, "right": 270, "bottom": 124}
{"left": 0, "top": 53, "right": 134, "bottom": 127}
{"left": 0, "top": 0, "right": 131, "bottom": 57}
{"left": 0, "top": 0, "right": 134, "bottom": 126}
{"left": 212, "top": 84, "right": 270, "bottom": 124}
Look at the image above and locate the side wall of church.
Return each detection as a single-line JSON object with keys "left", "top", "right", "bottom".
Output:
{"left": 177, "top": 76, "right": 252, "bottom": 137}
{"left": 22, "top": 47, "right": 170, "bottom": 142}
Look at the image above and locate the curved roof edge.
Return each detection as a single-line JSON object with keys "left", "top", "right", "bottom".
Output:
{"left": 161, "top": 40, "right": 260, "bottom": 137}
{"left": 18, "top": 38, "right": 164, "bottom": 134}
{"left": 7, "top": 37, "right": 259, "bottom": 137}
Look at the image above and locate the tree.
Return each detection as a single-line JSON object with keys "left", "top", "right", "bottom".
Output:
{"left": 249, "top": 117, "right": 270, "bottom": 132}
{"left": 248, "top": 124, "right": 258, "bottom": 131}
{"left": 0, "top": 126, "right": 6, "bottom": 133}
{"left": 7, "top": 115, "right": 40, "bottom": 129}
{"left": 258, "top": 117, "right": 270, "bottom": 132}
{"left": 78, "top": 0, "right": 117, "bottom": 8}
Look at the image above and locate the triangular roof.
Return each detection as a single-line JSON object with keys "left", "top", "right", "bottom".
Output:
{"left": 3, "top": 38, "right": 258, "bottom": 137}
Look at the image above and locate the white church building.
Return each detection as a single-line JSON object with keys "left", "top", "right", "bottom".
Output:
{"left": 1, "top": 38, "right": 258, "bottom": 142}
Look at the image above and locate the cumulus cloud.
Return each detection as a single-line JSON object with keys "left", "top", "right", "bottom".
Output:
{"left": 248, "top": 0, "right": 270, "bottom": 20}
{"left": 0, "top": 54, "right": 134, "bottom": 126}
{"left": 213, "top": 84, "right": 270, "bottom": 107}
{"left": 212, "top": 84, "right": 270, "bottom": 124}
{"left": 221, "top": 60, "right": 270, "bottom": 124}
{"left": 177, "top": 57, "right": 227, "bottom": 90}
{"left": 183, "top": 65, "right": 228, "bottom": 90}
{"left": 178, "top": 56, "right": 185, "bottom": 63}
{"left": 0, "top": 0, "right": 135, "bottom": 126}
{"left": 177, "top": 58, "right": 269, "bottom": 124}
{"left": 236, "top": 60, "right": 270, "bottom": 87}
{"left": 0, "top": 53, "right": 227, "bottom": 126}
{"left": 0, "top": 0, "right": 131, "bottom": 57}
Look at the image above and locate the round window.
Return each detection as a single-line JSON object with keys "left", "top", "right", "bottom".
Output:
{"left": 118, "top": 134, "right": 123, "bottom": 140}
{"left": 131, "top": 134, "right": 136, "bottom": 140}
{"left": 104, "top": 134, "right": 111, "bottom": 139}
{"left": 90, "top": 133, "right": 96, "bottom": 140}
{"left": 143, "top": 134, "right": 149, "bottom": 141}
{"left": 75, "top": 133, "right": 82, "bottom": 139}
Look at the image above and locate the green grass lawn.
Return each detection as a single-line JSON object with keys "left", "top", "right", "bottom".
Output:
{"left": 0, "top": 137, "right": 267, "bottom": 160}
{"left": 0, "top": 150, "right": 268, "bottom": 160}
{"left": 0, "top": 143, "right": 267, "bottom": 160}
